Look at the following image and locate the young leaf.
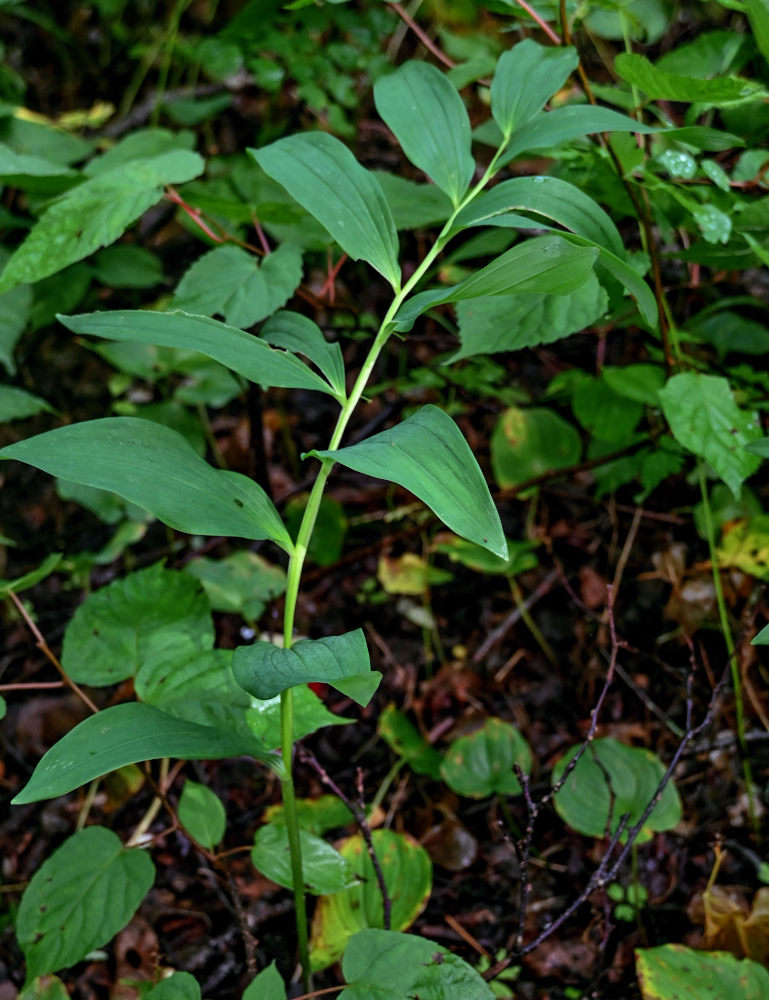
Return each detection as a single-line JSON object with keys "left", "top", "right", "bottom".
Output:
{"left": 491, "top": 40, "right": 579, "bottom": 141}
{"left": 11, "top": 702, "right": 272, "bottom": 805}
{"left": 233, "top": 629, "right": 381, "bottom": 706}
{"left": 58, "top": 310, "right": 334, "bottom": 396}
{"left": 249, "top": 133, "right": 401, "bottom": 289}
{"left": 178, "top": 779, "right": 226, "bottom": 849}
{"left": 16, "top": 826, "right": 155, "bottom": 984}
{"left": 310, "top": 404, "right": 506, "bottom": 558}
{"left": 243, "top": 962, "right": 287, "bottom": 1000}
{"left": 373, "top": 62, "right": 474, "bottom": 207}
{"left": 658, "top": 373, "right": 762, "bottom": 497}
{"left": 0, "top": 417, "right": 293, "bottom": 550}
{"left": 251, "top": 823, "right": 359, "bottom": 895}
{"left": 261, "top": 310, "right": 346, "bottom": 400}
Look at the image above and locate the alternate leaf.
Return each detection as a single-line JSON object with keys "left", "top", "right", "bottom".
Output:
{"left": 374, "top": 61, "right": 474, "bottom": 206}
{"left": 12, "top": 702, "right": 272, "bottom": 805}
{"left": 0, "top": 417, "right": 293, "bottom": 550}
{"left": 16, "top": 826, "right": 155, "bottom": 984}
{"left": 310, "top": 405, "right": 506, "bottom": 558}
{"left": 58, "top": 309, "right": 334, "bottom": 396}
{"left": 440, "top": 718, "right": 532, "bottom": 798}
{"left": 491, "top": 40, "right": 579, "bottom": 141}
{"left": 251, "top": 823, "right": 359, "bottom": 895}
{"left": 233, "top": 629, "right": 381, "bottom": 706}
{"left": 261, "top": 309, "right": 346, "bottom": 400}
{"left": 658, "top": 373, "right": 762, "bottom": 497}
{"left": 178, "top": 779, "right": 226, "bottom": 849}
{"left": 249, "top": 133, "right": 401, "bottom": 288}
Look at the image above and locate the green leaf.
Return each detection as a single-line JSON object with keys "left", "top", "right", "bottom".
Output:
{"left": 0, "top": 553, "right": 62, "bottom": 595}
{"left": 16, "top": 826, "right": 155, "bottom": 984}
{"left": 0, "top": 142, "right": 78, "bottom": 192}
{"left": 745, "top": 437, "right": 769, "bottom": 459}
{"left": 374, "top": 61, "right": 473, "bottom": 206}
{"left": 395, "top": 237, "right": 598, "bottom": 328}
{"left": 752, "top": 623, "right": 769, "bottom": 645}
{"left": 11, "top": 703, "right": 271, "bottom": 805}
{"left": 310, "top": 404, "right": 506, "bottom": 558}
{"left": 340, "top": 930, "right": 494, "bottom": 1000}
{"left": 552, "top": 738, "right": 682, "bottom": 843}
{"left": 573, "top": 376, "right": 644, "bottom": 443}
{"left": 92, "top": 244, "right": 164, "bottom": 289}
{"left": 249, "top": 133, "right": 401, "bottom": 288}
{"left": 0, "top": 151, "right": 204, "bottom": 293}
{"left": 173, "top": 242, "right": 303, "bottom": 329}
{"left": 658, "top": 373, "right": 762, "bottom": 497}
{"left": 261, "top": 310, "right": 346, "bottom": 400}
{"left": 18, "top": 975, "right": 69, "bottom": 1000}
{"left": 184, "top": 550, "right": 286, "bottom": 622}
{"left": 491, "top": 40, "right": 579, "bottom": 140}
{"left": 251, "top": 823, "right": 360, "bottom": 895}
{"left": 434, "top": 534, "right": 539, "bottom": 576}
{"left": 747, "top": 0, "right": 769, "bottom": 68}
{"left": 636, "top": 945, "right": 769, "bottom": 1000}
{"left": 0, "top": 249, "right": 32, "bottom": 373}
{"left": 233, "top": 629, "right": 381, "bottom": 706}
{"left": 491, "top": 406, "right": 582, "bottom": 489}
{"left": 178, "top": 779, "right": 226, "bottom": 849}
{"left": 246, "top": 685, "right": 353, "bottom": 747}
{"left": 440, "top": 718, "right": 532, "bottom": 798}
{"left": 0, "top": 417, "right": 293, "bottom": 550}
{"left": 59, "top": 309, "right": 334, "bottom": 396}
{"left": 285, "top": 493, "right": 347, "bottom": 567}
{"left": 602, "top": 364, "right": 665, "bottom": 405}
{"left": 310, "top": 831, "right": 432, "bottom": 971}
{"left": 265, "top": 794, "right": 355, "bottom": 836}
{"left": 374, "top": 171, "right": 453, "bottom": 230}
{"left": 243, "top": 962, "right": 286, "bottom": 1000}
{"left": 61, "top": 563, "right": 212, "bottom": 686}
{"left": 144, "top": 972, "right": 201, "bottom": 1000}
{"left": 614, "top": 53, "right": 767, "bottom": 102}
{"left": 377, "top": 704, "right": 443, "bottom": 779}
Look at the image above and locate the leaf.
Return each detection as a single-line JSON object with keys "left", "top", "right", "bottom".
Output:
{"left": 309, "top": 831, "right": 432, "bottom": 970}
{"left": 0, "top": 151, "right": 204, "bottom": 293}
{"left": 265, "top": 795, "right": 355, "bottom": 836}
{"left": 614, "top": 53, "right": 767, "bottom": 102}
{"left": 18, "top": 975, "right": 69, "bottom": 1000}
{"left": 59, "top": 309, "right": 334, "bottom": 396}
{"left": 636, "top": 945, "right": 769, "bottom": 1000}
{"left": 0, "top": 417, "right": 293, "bottom": 550}
{"left": 246, "top": 685, "right": 353, "bottom": 747}
{"left": 243, "top": 962, "right": 287, "bottom": 1000}
{"left": 373, "top": 62, "right": 474, "bottom": 206}
{"left": 144, "top": 973, "right": 201, "bottom": 1000}
{"left": 172, "top": 242, "right": 303, "bottom": 329}
{"left": 92, "top": 245, "right": 164, "bottom": 289}
{"left": 261, "top": 310, "right": 346, "bottom": 400}
{"left": 285, "top": 494, "right": 348, "bottom": 567}
{"left": 11, "top": 703, "right": 271, "bottom": 805}
{"left": 0, "top": 553, "right": 62, "bottom": 595}
{"left": 373, "top": 171, "right": 453, "bottom": 230}
{"left": 491, "top": 40, "right": 579, "bottom": 140}
{"left": 552, "top": 738, "right": 682, "bottom": 844}
{"left": 233, "top": 629, "right": 381, "bottom": 706}
{"left": 0, "top": 249, "right": 32, "bottom": 373}
{"left": 184, "top": 550, "right": 286, "bottom": 622}
{"left": 573, "top": 376, "right": 644, "bottom": 443}
{"left": 249, "top": 133, "right": 400, "bottom": 288}
{"left": 395, "top": 237, "right": 598, "bottom": 328}
{"left": 440, "top": 718, "right": 532, "bottom": 798}
{"left": 309, "top": 404, "right": 506, "bottom": 558}
{"left": 178, "top": 779, "right": 226, "bottom": 849}
{"left": 491, "top": 406, "right": 582, "bottom": 489}
{"left": 15, "top": 826, "right": 155, "bottom": 984}
{"left": 251, "top": 823, "right": 360, "bottom": 895}
{"left": 747, "top": 0, "right": 769, "bottom": 68}
{"left": 61, "top": 562, "right": 212, "bottom": 686}
{"left": 377, "top": 705, "right": 443, "bottom": 780}
{"left": 0, "top": 142, "right": 79, "bottom": 192}
{"left": 340, "top": 929, "right": 494, "bottom": 1000}
{"left": 752, "top": 623, "right": 769, "bottom": 645}
{"left": 658, "top": 373, "right": 762, "bottom": 497}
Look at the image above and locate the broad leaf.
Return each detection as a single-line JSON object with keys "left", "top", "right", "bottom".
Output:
{"left": 0, "top": 417, "right": 293, "bottom": 550}
{"left": 491, "top": 40, "right": 579, "bottom": 140}
{"left": 374, "top": 171, "right": 453, "bottom": 230}
{"left": 0, "top": 142, "right": 78, "bottom": 193}
{"left": 0, "top": 385, "right": 55, "bottom": 421}
{"left": 59, "top": 310, "right": 333, "bottom": 396}
{"left": 636, "top": 945, "right": 769, "bottom": 1000}
{"left": 441, "top": 718, "right": 532, "bottom": 798}
{"left": 249, "top": 133, "right": 400, "bottom": 288}
{"left": 377, "top": 705, "right": 443, "bottom": 780}
{"left": 0, "top": 151, "right": 204, "bottom": 293}
{"left": 246, "top": 685, "right": 353, "bottom": 747}
{"left": 658, "top": 373, "right": 762, "bottom": 497}
{"left": 144, "top": 973, "right": 201, "bottom": 1000}
{"left": 747, "top": 0, "right": 769, "bottom": 68}
{"left": 394, "top": 237, "right": 598, "bottom": 328}
{"left": 615, "top": 53, "right": 767, "bottom": 102}
{"left": 0, "top": 248, "right": 32, "bottom": 373}
{"left": 251, "top": 823, "right": 359, "bottom": 895}
{"left": 374, "top": 62, "right": 474, "bottom": 206}
{"left": 18, "top": 975, "right": 69, "bottom": 1000}
{"left": 265, "top": 795, "right": 355, "bottom": 836}
{"left": 243, "top": 963, "right": 286, "bottom": 1000}
{"left": 11, "top": 702, "right": 271, "bottom": 805}
{"left": 340, "top": 930, "right": 494, "bottom": 1000}
{"left": 184, "top": 550, "right": 287, "bottom": 622}
{"left": 309, "top": 404, "right": 506, "bottom": 558}
{"left": 178, "top": 780, "right": 226, "bottom": 849}
{"left": 491, "top": 406, "right": 582, "bottom": 489}
{"left": 16, "top": 826, "right": 155, "bottom": 984}
{"left": 233, "top": 629, "right": 381, "bottom": 706}
{"left": 261, "top": 310, "right": 346, "bottom": 400}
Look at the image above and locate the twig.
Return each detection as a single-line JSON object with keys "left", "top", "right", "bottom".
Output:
{"left": 511, "top": 0, "right": 563, "bottom": 45}
{"left": 473, "top": 569, "right": 560, "bottom": 664}
{"left": 389, "top": 3, "right": 455, "bottom": 69}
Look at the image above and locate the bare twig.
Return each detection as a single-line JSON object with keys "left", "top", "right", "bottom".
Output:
{"left": 473, "top": 569, "right": 560, "bottom": 664}
{"left": 389, "top": 3, "right": 455, "bottom": 69}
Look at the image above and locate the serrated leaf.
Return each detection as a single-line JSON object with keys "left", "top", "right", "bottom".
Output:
{"left": 615, "top": 53, "right": 766, "bottom": 102}
{"left": 243, "top": 962, "right": 286, "bottom": 1000}
{"left": 251, "top": 823, "right": 359, "bottom": 895}
{"left": 16, "top": 827, "right": 155, "bottom": 984}
{"left": 310, "top": 404, "right": 506, "bottom": 558}
{"left": 249, "top": 133, "right": 400, "bottom": 288}
{"left": 0, "top": 417, "right": 292, "bottom": 550}
{"left": 636, "top": 944, "right": 769, "bottom": 1000}
{"left": 59, "top": 309, "right": 333, "bottom": 396}
{"left": 658, "top": 373, "right": 762, "bottom": 497}
{"left": 441, "top": 718, "right": 532, "bottom": 798}
{"left": 233, "top": 629, "right": 381, "bottom": 706}
{"left": 491, "top": 40, "right": 579, "bottom": 140}
{"left": 178, "top": 779, "right": 226, "bottom": 849}
{"left": 261, "top": 310, "right": 346, "bottom": 399}
{"left": 173, "top": 242, "right": 303, "bottom": 328}
{"left": 11, "top": 702, "right": 271, "bottom": 805}
{"left": 374, "top": 62, "right": 473, "bottom": 206}
{"left": 0, "top": 151, "right": 204, "bottom": 293}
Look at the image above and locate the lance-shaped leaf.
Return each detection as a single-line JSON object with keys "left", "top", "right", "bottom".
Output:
{"left": 491, "top": 41, "right": 579, "bottom": 141}
{"left": 0, "top": 418, "right": 292, "bottom": 550}
{"left": 309, "top": 405, "right": 506, "bottom": 558}
{"left": 233, "top": 629, "right": 381, "bottom": 706}
{"left": 394, "top": 236, "right": 597, "bottom": 329}
{"left": 374, "top": 62, "right": 474, "bottom": 207}
{"left": 249, "top": 133, "right": 400, "bottom": 289}
{"left": 58, "top": 310, "right": 333, "bottom": 396}
{"left": 615, "top": 52, "right": 767, "bottom": 103}
{"left": 261, "top": 310, "right": 346, "bottom": 400}
{"left": 12, "top": 702, "right": 272, "bottom": 805}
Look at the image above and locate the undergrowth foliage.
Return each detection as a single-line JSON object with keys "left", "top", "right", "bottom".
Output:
{"left": 0, "top": 0, "right": 768, "bottom": 997}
